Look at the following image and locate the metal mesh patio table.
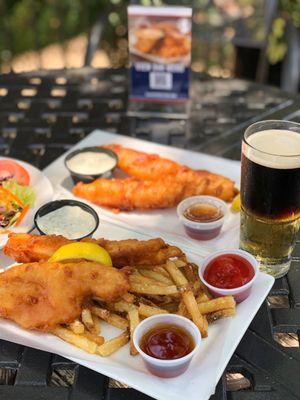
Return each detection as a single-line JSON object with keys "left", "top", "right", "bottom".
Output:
{"left": 0, "top": 68, "right": 299, "bottom": 400}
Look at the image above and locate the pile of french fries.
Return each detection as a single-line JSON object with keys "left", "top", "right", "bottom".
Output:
{"left": 53, "top": 258, "right": 236, "bottom": 357}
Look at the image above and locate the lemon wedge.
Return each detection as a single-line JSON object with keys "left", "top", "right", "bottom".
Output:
{"left": 49, "top": 242, "right": 112, "bottom": 266}
{"left": 231, "top": 194, "right": 241, "bottom": 213}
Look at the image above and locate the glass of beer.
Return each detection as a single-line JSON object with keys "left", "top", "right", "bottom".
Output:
{"left": 240, "top": 120, "right": 300, "bottom": 278}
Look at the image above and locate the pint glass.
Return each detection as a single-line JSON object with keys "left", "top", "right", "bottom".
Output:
{"left": 240, "top": 120, "right": 300, "bottom": 278}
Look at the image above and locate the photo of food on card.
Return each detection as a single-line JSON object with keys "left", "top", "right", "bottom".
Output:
{"left": 128, "top": 6, "right": 192, "bottom": 105}
{"left": 128, "top": 7, "right": 192, "bottom": 65}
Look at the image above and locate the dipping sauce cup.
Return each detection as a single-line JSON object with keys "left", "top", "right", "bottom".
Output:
{"left": 65, "top": 147, "right": 118, "bottom": 184}
{"left": 34, "top": 199, "right": 99, "bottom": 240}
{"left": 133, "top": 314, "right": 201, "bottom": 378}
{"left": 199, "top": 249, "right": 258, "bottom": 303}
{"left": 177, "top": 196, "right": 228, "bottom": 240}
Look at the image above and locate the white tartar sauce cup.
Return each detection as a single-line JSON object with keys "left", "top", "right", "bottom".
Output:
{"left": 133, "top": 314, "right": 201, "bottom": 378}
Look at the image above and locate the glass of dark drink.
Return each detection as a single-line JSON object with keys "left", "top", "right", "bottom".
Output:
{"left": 240, "top": 120, "right": 300, "bottom": 278}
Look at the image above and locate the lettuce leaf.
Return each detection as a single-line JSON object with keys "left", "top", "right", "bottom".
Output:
{"left": 2, "top": 179, "right": 36, "bottom": 207}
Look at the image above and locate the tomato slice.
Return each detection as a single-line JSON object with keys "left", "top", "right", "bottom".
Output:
{"left": 0, "top": 160, "right": 30, "bottom": 186}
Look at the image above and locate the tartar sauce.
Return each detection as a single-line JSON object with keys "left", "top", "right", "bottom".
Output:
{"left": 37, "top": 206, "right": 96, "bottom": 239}
{"left": 66, "top": 151, "right": 116, "bottom": 175}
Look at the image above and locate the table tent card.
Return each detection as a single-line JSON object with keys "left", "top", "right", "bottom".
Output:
{"left": 128, "top": 6, "right": 192, "bottom": 117}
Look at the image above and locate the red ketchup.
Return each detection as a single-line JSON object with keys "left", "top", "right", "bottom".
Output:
{"left": 204, "top": 254, "right": 254, "bottom": 289}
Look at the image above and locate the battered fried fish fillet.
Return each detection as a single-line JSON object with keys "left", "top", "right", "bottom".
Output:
{"left": 73, "top": 177, "right": 185, "bottom": 210}
{"left": 103, "top": 144, "right": 238, "bottom": 202}
{"left": 4, "top": 233, "right": 183, "bottom": 267}
{"left": 0, "top": 261, "right": 129, "bottom": 331}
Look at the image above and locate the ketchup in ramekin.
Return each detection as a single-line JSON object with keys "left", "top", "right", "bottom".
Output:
{"left": 204, "top": 254, "right": 255, "bottom": 289}
{"left": 199, "top": 250, "right": 258, "bottom": 302}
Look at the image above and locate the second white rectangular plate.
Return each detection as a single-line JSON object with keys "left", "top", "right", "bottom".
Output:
{"left": 43, "top": 130, "right": 241, "bottom": 256}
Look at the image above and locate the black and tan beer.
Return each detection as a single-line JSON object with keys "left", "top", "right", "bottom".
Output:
{"left": 240, "top": 121, "right": 300, "bottom": 278}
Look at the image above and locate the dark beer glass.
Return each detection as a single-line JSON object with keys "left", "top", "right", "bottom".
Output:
{"left": 240, "top": 120, "right": 300, "bottom": 278}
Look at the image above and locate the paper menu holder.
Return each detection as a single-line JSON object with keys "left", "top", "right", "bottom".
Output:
{"left": 127, "top": 5, "right": 192, "bottom": 119}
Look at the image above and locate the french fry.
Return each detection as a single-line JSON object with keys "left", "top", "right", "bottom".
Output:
{"left": 174, "top": 258, "right": 186, "bottom": 268}
{"left": 207, "top": 308, "right": 236, "bottom": 323}
{"left": 69, "top": 319, "right": 85, "bottom": 334}
{"left": 96, "top": 331, "right": 130, "bottom": 357}
{"left": 130, "top": 281, "right": 178, "bottom": 295}
{"left": 81, "top": 308, "right": 94, "bottom": 332}
{"left": 128, "top": 309, "right": 139, "bottom": 355}
{"left": 137, "top": 296, "right": 161, "bottom": 308}
{"left": 81, "top": 309, "right": 101, "bottom": 335}
{"left": 177, "top": 300, "right": 188, "bottom": 317}
{"left": 53, "top": 326, "right": 97, "bottom": 354}
{"left": 197, "top": 296, "right": 236, "bottom": 315}
{"left": 139, "top": 269, "right": 173, "bottom": 285}
{"left": 153, "top": 265, "right": 172, "bottom": 278}
{"left": 90, "top": 306, "right": 129, "bottom": 330}
{"left": 82, "top": 331, "right": 105, "bottom": 345}
{"left": 130, "top": 274, "right": 167, "bottom": 287}
{"left": 192, "top": 281, "right": 202, "bottom": 296}
{"left": 161, "top": 302, "right": 179, "bottom": 313}
{"left": 122, "top": 293, "right": 135, "bottom": 303}
{"left": 182, "top": 291, "right": 208, "bottom": 337}
{"left": 113, "top": 300, "right": 138, "bottom": 313}
{"left": 138, "top": 304, "right": 168, "bottom": 318}
{"left": 196, "top": 292, "right": 210, "bottom": 303}
{"left": 166, "top": 260, "right": 208, "bottom": 337}
{"left": 165, "top": 260, "right": 188, "bottom": 287}
{"left": 91, "top": 314, "right": 101, "bottom": 335}
{"left": 183, "top": 264, "right": 196, "bottom": 283}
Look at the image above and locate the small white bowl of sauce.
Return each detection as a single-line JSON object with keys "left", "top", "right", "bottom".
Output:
{"left": 65, "top": 147, "right": 118, "bottom": 184}
{"left": 199, "top": 249, "right": 258, "bottom": 302}
{"left": 34, "top": 199, "right": 99, "bottom": 240}
{"left": 133, "top": 314, "right": 201, "bottom": 378}
{"left": 177, "top": 196, "right": 228, "bottom": 240}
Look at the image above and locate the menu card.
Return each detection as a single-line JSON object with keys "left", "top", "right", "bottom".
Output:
{"left": 128, "top": 6, "right": 192, "bottom": 105}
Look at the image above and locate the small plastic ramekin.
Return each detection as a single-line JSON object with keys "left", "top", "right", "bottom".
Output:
{"left": 133, "top": 314, "right": 201, "bottom": 378}
{"left": 34, "top": 199, "right": 99, "bottom": 240}
{"left": 65, "top": 146, "right": 118, "bottom": 184}
{"left": 199, "top": 249, "right": 258, "bottom": 303}
{"left": 177, "top": 196, "right": 228, "bottom": 240}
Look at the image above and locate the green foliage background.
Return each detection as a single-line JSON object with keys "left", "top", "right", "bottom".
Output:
{"left": 267, "top": 0, "right": 300, "bottom": 64}
{"left": 0, "top": 0, "right": 127, "bottom": 65}
{"left": 0, "top": 0, "right": 299, "bottom": 68}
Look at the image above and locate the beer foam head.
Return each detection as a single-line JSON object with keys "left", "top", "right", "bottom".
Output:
{"left": 244, "top": 129, "right": 300, "bottom": 169}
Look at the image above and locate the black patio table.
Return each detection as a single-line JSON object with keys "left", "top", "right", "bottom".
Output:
{"left": 0, "top": 68, "right": 299, "bottom": 400}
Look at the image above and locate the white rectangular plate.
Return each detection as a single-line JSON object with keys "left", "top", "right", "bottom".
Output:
{"left": 0, "top": 222, "right": 274, "bottom": 400}
{"left": 43, "top": 130, "right": 241, "bottom": 256}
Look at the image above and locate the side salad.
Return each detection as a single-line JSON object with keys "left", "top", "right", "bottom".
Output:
{"left": 0, "top": 160, "right": 36, "bottom": 232}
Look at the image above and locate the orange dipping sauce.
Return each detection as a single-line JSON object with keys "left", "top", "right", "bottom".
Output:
{"left": 140, "top": 324, "right": 194, "bottom": 360}
{"left": 183, "top": 203, "right": 223, "bottom": 223}
{"left": 204, "top": 254, "right": 255, "bottom": 289}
